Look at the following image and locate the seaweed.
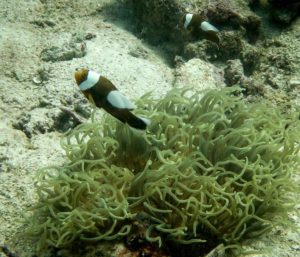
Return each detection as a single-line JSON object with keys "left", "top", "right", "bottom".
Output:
{"left": 26, "top": 87, "right": 300, "bottom": 256}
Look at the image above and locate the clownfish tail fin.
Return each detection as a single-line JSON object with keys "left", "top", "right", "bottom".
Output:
{"left": 126, "top": 112, "right": 150, "bottom": 130}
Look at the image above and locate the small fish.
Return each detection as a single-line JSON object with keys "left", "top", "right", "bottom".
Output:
{"left": 183, "top": 13, "right": 220, "bottom": 45}
{"left": 75, "top": 68, "right": 150, "bottom": 130}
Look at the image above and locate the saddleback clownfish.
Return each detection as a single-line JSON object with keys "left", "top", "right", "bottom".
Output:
{"left": 183, "top": 13, "right": 220, "bottom": 45}
{"left": 75, "top": 68, "right": 150, "bottom": 130}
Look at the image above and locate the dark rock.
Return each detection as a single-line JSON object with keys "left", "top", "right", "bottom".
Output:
{"left": 224, "top": 59, "right": 265, "bottom": 96}
{"left": 218, "top": 30, "right": 244, "bottom": 60}
{"left": 40, "top": 34, "right": 87, "bottom": 62}
{"left": 12, "top": 111, "right": 50, "bottom": 138}
{"left": 32, "top": 65, "right": 52, "bottom": 84}
{"left": 128, "top": 45, "right": 149, "bottom": 59}
{"left": 30, "top": 19, "right": 56, "bottom": 28}
{"left": 269, "top": 0, "right": 300, "bottom": 24}
{"left": 224, "top": 59, "right": 245, "bottom": 86}
{"left": 124, "top": 0, "right": 183, "bottom": 44}
{"left": 123, "top": 0, "right": 261, "bottom": 62}
{"left": 241, "top": 44, "right": 261, "bottom": 76}
{"left": 206, "top": 0, "right": 261, "bottom": 43}
{"left": 40, "top": 42, "right": 86, "bottom": 62}
{"left": 183, "top": 41, "right": 218, "bottom": 61}
{"left": 12, "top": 107, "right": 81, "bottom": 138}
{"left": 84, "top": 32, "right": 97, "bottom": 40}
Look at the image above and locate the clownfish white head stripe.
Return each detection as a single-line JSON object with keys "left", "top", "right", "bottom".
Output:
{"left": 184, "top": 13, "right": 193, "bottom": 29}
{"left": 79, "top": 70, "right": 101, "bottom": 91}
{"left": 74, "top": 68, "right": 150, "bottom": 130}
{"left": 200, "top": 21, "right": 219, "bottom": 32}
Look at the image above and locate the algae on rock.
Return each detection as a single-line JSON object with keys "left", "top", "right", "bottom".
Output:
{"left": 27, "top": 87, "right": 300, "bottom": 256}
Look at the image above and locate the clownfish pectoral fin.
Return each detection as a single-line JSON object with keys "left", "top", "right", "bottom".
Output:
{"left": 107, "top": 90, "right": 136, "bottom": 110}
{"left": 87, "top": 93, "right": 96, "bottom": 105}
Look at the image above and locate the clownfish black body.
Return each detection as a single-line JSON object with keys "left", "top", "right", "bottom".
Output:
{"left": 75, "top": 68, "right": 150, "bottom": 130}
{"left": 183, "top": 13, "right": 220, "bottom": 45}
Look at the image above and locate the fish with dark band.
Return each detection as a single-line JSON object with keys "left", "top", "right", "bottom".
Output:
{"left": 75, "top": 68, "right": 150, "bottom": 130}
{"left": 183, "top": 13, "right": 220, "bottom": 45}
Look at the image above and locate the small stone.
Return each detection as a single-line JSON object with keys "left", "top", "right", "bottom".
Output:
{"left": 44, "top": 19, "right": 56, "bottom": 27}
{"left": 289, "top": 77, "right": 300, "bottom": 89}
{"left": 84, "top": 32, "right": 96, "bottom": 40}
{"left": 13, "top": 68, "right": 27, "bottom": 81}
{"left": 38, "top": 97, "right": 52, "bottom": 107}
{"left": 291, "top": 245, "right": 300, "bottom": 251}
{"left": 32, "top": 76, "right": 42, "bottom": 84}
{"left": 128, "top": 46, "right": 149, "bottom": 59}
{"left": 30, "top": 19, "right": 56, "bottom": 28}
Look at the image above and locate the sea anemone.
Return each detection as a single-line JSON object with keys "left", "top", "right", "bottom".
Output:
{"left": 26, "top": 87, "right": 300, "bottom": 256}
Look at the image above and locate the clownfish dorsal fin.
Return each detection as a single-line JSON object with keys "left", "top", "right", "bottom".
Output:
{"left": 107, "top": 90, "right": 136, "bottom": 110}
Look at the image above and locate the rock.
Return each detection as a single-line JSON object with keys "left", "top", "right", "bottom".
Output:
{"left": 124, "top": 0, "right": 261, "bottom": 59}
{"left": 40, "top": 43, "right": 86, "bottom": 62}
{"left": 32, "top": 64, "right": 52, "bottom": 84}
{"left": 0, "top": 124, "right": 28, "bottom": 173}
{"left": 123, "top": 0, "right": 183, "bottom": 46}
{"left": 265, "top": 69, "right": 286, "bottom": 89}
{"left": 224, "top": 59, "right": 245, "bottom": 86}
{"left": 183, "top": 30, "right": 244, "bottom": 62}
{"left": 13, "top": 67, "right": 29, "bottom": 82}
{"left": 269, "top": 0, "right": 300, "bottom": 24}
{"left": 40, "top": 36, "right": 87, "bottom": 62}
{"left": 206, "top": 0, "right": 261, "bottom": 43}
{"left": 218, "top": 30, "right": 244, "bottom": 60}
{"left": 30, "top": 19, "right": 56, "bottom": 28}
{"left": 174, "top": 58, "right": 225, "bottom": 90}
{"left": 53, "top": 109, "right": 83, "bottom": 131}
{"left": 73, "top": 103, "right": 91, "bottom": 119}
{"left": 0, "top": 152, "right": 10, "bottom": 173}
{"left": 128, "top": 45, "right": 149, "bottom": 59}
{"left": 224, "top": 59, "right": 264, "bottom": 96}
{"left": 12, "top": 107, "right": 80, "bottom": 138}
{"left": 12, "top": 109, "right": 53, "bottom": 138}
{"left": 289, "top": 77, "right": 300, "bottom": 90}
{"left": 240, "top": 43, "right": 261, "bottom": 75}
{"left": 183, "top": 41, "right": 219, "bottom": 61}
{"left": 84, "top": 32, "right": 97, "bottom": 40}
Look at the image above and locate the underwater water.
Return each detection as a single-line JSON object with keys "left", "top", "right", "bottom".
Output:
{"left": 0, "top": 1, "right": 300, "bottom": 257}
